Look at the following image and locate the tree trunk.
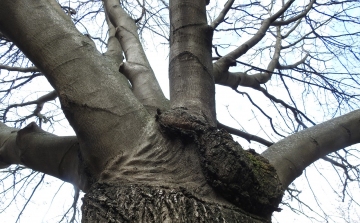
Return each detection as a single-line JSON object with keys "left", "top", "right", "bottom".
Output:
{"left": 82, "top": 183, "right": 268, "bottom": 223}
{"left": 79, "top": 110, "right": 283, "bottom": 222}
{"left": 3, "top": 0, "right": 359, "bottom": 222}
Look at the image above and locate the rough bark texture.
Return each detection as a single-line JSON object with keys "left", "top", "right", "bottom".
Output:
{"left": 79, "top": 109, "right": 284, "bottom": 222}
{"left": 2, "top": 0, "right": 359, "bottom": 222}
{"left": 157, "top": 108, "right": 283, "bottom": 219}
{"left": 82, "top": 182, "right": 269, "bottom": 223}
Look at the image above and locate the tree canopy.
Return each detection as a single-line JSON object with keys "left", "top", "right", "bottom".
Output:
{"left": 0, "top": 0, "right": 360, "bottom": 222}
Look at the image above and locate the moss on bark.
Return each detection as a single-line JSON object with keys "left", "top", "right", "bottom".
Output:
{"left": 157, "top": 108, "right": 284, "bottom": 218}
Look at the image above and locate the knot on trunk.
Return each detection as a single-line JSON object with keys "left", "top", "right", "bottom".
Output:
{"left": 157, "top": 108, "right": 284, "bottom": 218}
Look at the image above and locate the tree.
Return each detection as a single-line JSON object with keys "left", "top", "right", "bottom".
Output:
{"left": 0, "top": 0, "right": 359, "bottom": 222}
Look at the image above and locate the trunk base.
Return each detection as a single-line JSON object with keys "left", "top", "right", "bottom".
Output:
{"left": 82, "top": 182, "right": 270, "bottom": 223}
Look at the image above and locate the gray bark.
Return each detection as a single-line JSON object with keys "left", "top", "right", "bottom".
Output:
{"left": 0, "top": 122, "right": 89, "bottom": 191}
{"left": 263, "top": 109, "right": 360, "bottom": 188}
{"left": 82, "top": 183, "right": 268, "bottom": 223}
{"left": 0, "top": 0, "right": 359, "bottom": 222}
{"left": 0, "top": 0, "right": 150, "bottom": 179}
{"left": 169, "top": 0, "right": 216, "bottom": 125}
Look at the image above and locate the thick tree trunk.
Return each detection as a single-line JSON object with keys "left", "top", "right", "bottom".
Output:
{"left": 82, "top": 183, "right": 268, "bottom": 223}
{"left": 79, "top": 110, "right": 284, "bottom": 222}
{"left": 1, "top": 112, "right": 284, "bottom": 222}
{"left": 4, "top": 1, "right": 359, "bottom": 222}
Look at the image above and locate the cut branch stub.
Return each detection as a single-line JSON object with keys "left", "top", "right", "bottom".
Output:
{"left": 157, "top": 108, "right": 284, "bottom": 218}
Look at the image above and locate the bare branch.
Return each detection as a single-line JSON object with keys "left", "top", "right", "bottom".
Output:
{"left": 322, "top": 156, "right": 347, "bottom": 169}
{"left": 59, "top": 186, "right": 80, "bottom": 223}
{"left": 3, "top": 90, "right": 57, "bottom": 122}
{"left": 271, "top": 0, "right": 315, "bottom": 26}
{"left": 103, "top": 9, "right": 124, "bottom": 67}
{"left": 0, "top": 122, "right": 90, "bottom": 191}
{"left": 218, "top": 122, "right": 273, "bottom": 146}
{"left": 262, "top": 109, "right": 360, "bottom": 188}
{"left": 0, "top": 64, "right": 39, "bottom": 73}
{"left": 135, "top": 0, "right": 146, "bottom": 23}
{"left": 159, "top": 0, "right": 168, "bottom": 8}
{"left": 15, "top": 173, "right": 45, "bottom": 223}
{"left": 104, "top": 0, "right": 168, "bottom": 111}
{"left": 215, "top": 27, "right": 282, "bottom": 88}
{"left": 281, "top": 31, "right": 314, "bottom": 49}
{"left": 236, "top": 90, "right": 286, "bottom": 137}
{"left": 260, "top": 26, "right": 282, "bottom": 84}
{"left": 282, "top": 17, "right": 302, "bottom": 39}
{"left": 257, "top": 86, "right": 315, "bottom": 127}
{"left": 277, "top": 53, "right": 309, "bottom": 70}
{"left": 210, "top": 0, "right": 235, "bottom": 29}
{"left": 214, "top": 0, "right": 295, "bottom": 76}
{"left": 0, "top": 73, "right": 42, "bottom": 94}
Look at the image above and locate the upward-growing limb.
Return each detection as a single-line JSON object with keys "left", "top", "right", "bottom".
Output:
{"left": 169, "top": 0, "right": 216, "bottom": 125}
{"left": 0, "top": 0, "right": 150, "bottom": 179}
{"left": 103, "top": 0, "right": 169, "bottom": 112}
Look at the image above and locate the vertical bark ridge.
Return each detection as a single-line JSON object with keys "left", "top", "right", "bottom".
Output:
{"left": 169, "top": 0, "right": 216, "bottom": 126}
{"left": 82, "top": 183, "right": 269, "bottom": 223}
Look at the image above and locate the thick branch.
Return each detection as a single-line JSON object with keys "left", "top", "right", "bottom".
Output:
{"left": 0, "top": 0, "right": 150, "bottom": 178}
{"left": 103, "top": 0, "right": 168, "bottom": 111}
{"left": 215, "top": 71, "right": 260, "bottom": 89}
{"left": 261, "top": 26, "right": 282, "bottom": 83}
{"left": 103, "top": 11, "right": 123, "bottom": 67}
{"left": 262, "top": 109, "right": 360, "bottom": 188}
{"left": 0, "top": 122, "right": 90, "bottom": 191}
{"left": 216, "top": 24, "right": 308, "bottom": 90}
{"left": 169, "top": 0, "right": 216, "bottom": 125}
{"left": 215, "top": 27, "right": 282, "bottom": 89}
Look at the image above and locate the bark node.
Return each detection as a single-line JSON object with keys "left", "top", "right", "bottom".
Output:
{"left": 157, "top": 108, "right": 284, "bottom": 218}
